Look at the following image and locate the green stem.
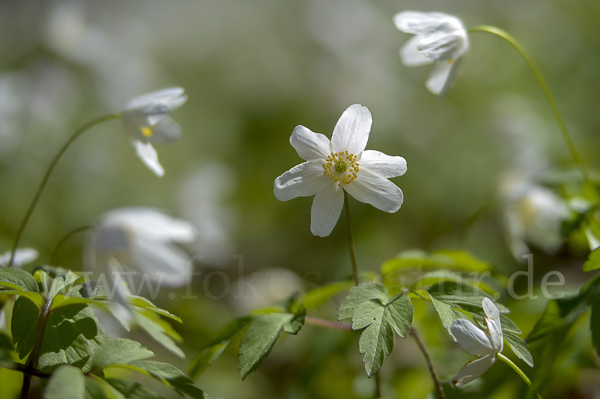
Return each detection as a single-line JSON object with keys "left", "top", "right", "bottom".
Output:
{"left": 20, "top": 299, "right": 52, "bottom": 399}
{"left": 373, "top": 370, "right": 381, "bottom": 398}
{"left": 468, "top": 25, "right": 593, "bottom": 194}
{"left": 8, "top": 114, "right": 122, "bottom": 267}
{"left": 343, "top": 192, "right": 359, "bottom": 286}
{"left": 48, "top": 225, "right": 92, "bottom": 266}
{"left": 410, "top": 327, "right": 446, "bottom": 399}
{"left": 498, "top": 353, "right": 542, "bottom": 399}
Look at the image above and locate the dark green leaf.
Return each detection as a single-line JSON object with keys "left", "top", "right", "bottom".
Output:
{"left": 0, "top": 267, "right": 38, "bottom": 292}
{"left": 338, "top": 282, "right": 388, "bottom": 321}
{"left": 129, "top": 360, "right": 193, "bottom": 386}
{"left": 583, "top": 247, "right": 600, "bottom": 272}
{"left": 527, "top": 294, "right": 591, "bottom": 342}
{"left": 92, "top": 339, "right": 154, "bottom": 370}
{"left": 135, "top": 311, "right": 184, "bottom": 359}
{"left": 11, "top": 296, "right": 40, "bottom": 359}
{"left": 352, "top": 294, "right": 414, "bottom": 377}
{"left": 106, "top": 379, "right": 162, "bottom": 399}
{"left": 84, "top": 378, "right": 108, "bottom": 399}
{"left": 591, "top": 292, "right": 600, "bottom": 356}
{"left": 175, "top": 383, "right": 209, "bottom": 399}
{"left": 0, "top": 291, "right": 43, "bottom": 309}
{"left": 189, "top": 317, "right": 253, "bottom": 379}
{"left": 44, "top": 365, "right": 85, "bottom": 399}
{"left": 38, "top": 304, "right": 106, "bottom": 373}
{"left": 504, "top": 332, "right": 534, "bottom": 367}
{"left": 0, "top": 331, "right": 15, "bottom": 365}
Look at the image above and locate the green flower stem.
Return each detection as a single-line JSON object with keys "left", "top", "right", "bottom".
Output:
{"left": 410, "top": 327, "right": 446, "bottom": 399}
{"left": 48, "top": 225, "right": 92, "bottom": 265}
{"left": 468, "top": 25, "right": 593, "bottom": 194}
{"left": 343, "top": 192, "right": 359, "bottom": 286}
{"left": 305, "top": 315, "right": 353, "bottom": 331}
{"left": 373, "top": 370, "right": 381, "bottom": 398}
{"left": 498, "top": 353, "right": 542, "bottom": 399}
{"left": 8, "top": 114, "right": 122, "bottom": 267}
{"left": 20, "top": 299, "right": 52, "bottom": 399}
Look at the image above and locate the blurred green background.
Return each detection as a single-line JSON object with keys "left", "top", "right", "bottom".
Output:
{"left": 0, "top": 0, "right": 599, "bottom": 398}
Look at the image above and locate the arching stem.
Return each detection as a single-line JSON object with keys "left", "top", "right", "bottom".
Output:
{"left": 498, "top": 353, "right": 542, "bottom": 399}
{"left": 8, "top": 114, "right": 122, "bottom": 267}
{"left": 48, "top": 225, "right": 92, "bottom": 265}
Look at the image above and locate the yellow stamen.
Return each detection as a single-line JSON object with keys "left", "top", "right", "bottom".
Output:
{"left": 141, "top": 126, "right": 154, "bottom": 138}
{"left": 322, "top": 151, "right": 360, "bottom": 186}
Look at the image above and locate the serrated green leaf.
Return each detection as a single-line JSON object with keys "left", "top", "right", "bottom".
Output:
{"left": 352, "top": 294, "right": 413, "bottom": 377}
{"left": 88, "top": 376, "right": 126, "bottom": 399}
{"left": 302, "top": 281, "right": 353, "bottom": 309}
{"left": 129, "top": 360, "right": 193, "bottom": 385}
{"left": 105, "top": 379, "right": 162, "bottom": 399}
{"left": 428, "top": 294, "right": 463, "bottom": 332}
{"left": 238, "top": 313, "right": 292, "bottom": 380}
{"left": 504, "top": 331, "right": 534, "bottom": 367}
{"left": 129, "top": 296, "right": 181, "bottom": 323}
{"left": 284, "top": 305, "right": 306, "bottom": 334}
{"left": 0, "top": 290, "right": 43, "bottom": 309}
{"left": 44, "top": 365, "right": 85, "bottom": 399}
{"left": 189, "top": 317, "right": 253, "bottom": 379}
{"left": 92, "top": 339, "right": 154, "bottom": 370}
{"left": 338, "top": 282, "right": 388, "bottom": 321}
{"left": 135, "top": 311, "right": 184, "bottom": 359}
{"left": 50, "top": 295, "right": 109, "bottom": 311}
{"left": 527, "top": 294, "right": 591, "bottom": 342}
{"left": 84, "top": 378, "right": 108, "bottom": 399}
{"left": 0, "top": 267, "right": 39, "bottom": 292}
{"left": 175, "top": 383, "right": 209, "bottom": 399}
{"left": 11, "top": 296, "right": 40, "bottom": 359}
{"left": 427, "top": 281, "right": 508, "bottom": 312}
{"left": 38, "top": 304, "right": 106, "bottom": 373}
{"left": 583, "top": 247, "right": 600, "bottom": 272}
{"left": 591, "top": 293, "right": 600, "bottom": 356}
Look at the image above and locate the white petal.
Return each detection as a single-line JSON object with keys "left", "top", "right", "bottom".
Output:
{"left": 102, "top": 208, "right": 196, "bottom": 243}
{"left": 393, "top": 11, "right": 456, "bottom": 35}
{"left": 483, "top": 298, "right": 503, "bottom": 352}
{"left": 450, "top": 319, "right": 495, "bottom": 357}
{"left": 311, "top": 181, "right": 344, "bottom": 237}
{"left": 343, "top": 174, "right": 403, "bottom": 213}
{"left": 166, "top": 94, "right": 188, "bottom": 111}
{"left": 400, "top": 35, "right": 433, "bottom": 67}
{"left": 360, "top": 150, "right": 407, "bottom": 178}
{"left": 331, "top": 104, "right": 372, "bottom": 155}
{"left": 0, "top": 248, "right": 38, "bottom": 268}
{"left": 123, "top": 105, "right": 169, "bottom": 143}
{"left": 133, "top": 141, "right": 164, "bottom": 177}
{"left": 426, "top": 58, "right": 461, "bottom": 98}
{"left": 149, "top": 117, "right": 182, "bottom": 144}
{"left": 125, "top": 87, "right": 185, "bottom": 110}
{"left": 274, "top": 161, "right": 329, "bottom": 201}
{"left": 452, "top": 354, "right": 496, "bottom": 386}
{"left": 290, "top": 125, "right": 331, "bottom": 161}
{"left": 0, "top": 310, "right": 5, "bottom": 329}
{"left": 129, "top": 240, "right": 191, "bottom": 287}
{"left": 417, "top": 32, "right": 465, "bottom": 62}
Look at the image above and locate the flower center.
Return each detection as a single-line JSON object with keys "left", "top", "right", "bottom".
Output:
{"left": 141, "top": 126, "right": 154, "bottom": 138}
{"left": 323, "top": 151, "right": 359, "bottom": 186}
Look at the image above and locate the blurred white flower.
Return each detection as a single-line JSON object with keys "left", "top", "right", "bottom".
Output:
{"left": 178, "top": 163, "right": 237, "bottom": 266}
{"left": 122, "top": 88, "right": 188, "bottom": 177}
{"left": 87, "top": 208, "right": 195, "bottom": 326}
{"left": 500, "top": 176, "right": 570, "bottom": 259}
{"left": 0, "top": 248, "right": 38, "bottom": 268}
{"left": 274, "top": 104, "right": 406, "bottom": 237}
{"left": 451, "top": 298, "right": 503, "bottom": 386}
{"left": 394, "top": 11, "right": 468, "bottom": 98}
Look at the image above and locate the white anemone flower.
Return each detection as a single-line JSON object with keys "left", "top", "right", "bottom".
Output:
{"left": 450, "top": 298, "right": 504, "bottom": 386}
{"left": 0, "top": 248, "right": 38, "bottom": 268}
{"left": 274, "top": 104, "right": 406, "bottom": 237}
{"left": 122, "top": 88, "right": 188, "bottom": 177}
{"left": 393, "top": 11, "right": 469, "bottom": 98}
{"left": 87, "top": 208, "right": 196, "bottom": 327}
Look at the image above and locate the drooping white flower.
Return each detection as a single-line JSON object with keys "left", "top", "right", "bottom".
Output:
{"left": 86, "top": 208, "right": 196, "bottom": 327}
{"left": 0, "top": 248, "right": 38, "bottom": 268}
{"left": 122, "top": 88, "right": 188, "bottom": 177}
{"left": 274, "top": 104, "right": 406, "bottom": 237}
{"left": 393, "top": 11, "right": 469, "bottom": 98}
{"left": 450, "top": 298, "right": 503, "bottom": 386}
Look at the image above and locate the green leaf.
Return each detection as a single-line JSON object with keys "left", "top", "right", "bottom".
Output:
{"left": 504, "top": 332, "right": 534, "bottom": 367}
{"left": 0, "top": 267, "right": 39, "bottom": 292}
{"left": 0, "top": 290, "right": 43, "bottom": 309}
{"left": 427, "top": 294, "right": 464, "bottom": 332}
{"left": 381, "top": 249, "right": 491, "bottom": 277}
{"left": 284, "top": 305, "right": 306, "bottom": 335}
{"left": 128, "top": 360, "right": 193, "bottom": 385}
{"left": 427, "top": 281, "right": 507, "bottom": 312}
{"left": 44, "top": 365, "right": 85, "bottom": 399}
{"left": 11, "top": 296, "right": 41, "bottom": 359}
{"left": 92, "top": 339, "right": 154, "bottom": 370}
{"left": 591, "top": 292, "right": 600, "bottom": 356}
{"left": 105, "top": 379, "right": 162, "bottom": 399}
{"left": 189, "top": 317, "right": 253, "bottom": 379}
{"left": 175, "top": 383, "right": 209, "bottom": 399}
{"left": 135, "top": 311, "right": 184, "bottom": 359}
{"left": 432, "top": 250, "right": 491, "bottom": 272}
{"left": 84, "top": 378, "right": 108, "bottom": 399}
{"left": 50, "top": 295, "right": 108, "bottom": 312}
{"left": 352, "top": 294, "right": 414, "bottom": 377}
{"left": 583, "top": 247, "right": 600, "bottom": 272}
{"left": 129, "top": 296, "right": 182, "bottom": 323}
{"left": 0, "top": 331, "right": 15, "bottom": 365}
{"left": 38, "top": 304, "right": 106, "bottom": 373}
{"left": 337, "top": 282, "right": 388, "bottom": 321}
{"left": 238, "top": 313, "right": 294, "bottom": 380}
{"left": 302, "top": 281, "right": 353, "bottom": 309}
{"left": 527, "top": 294, "right": 591, "bottom": 342}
